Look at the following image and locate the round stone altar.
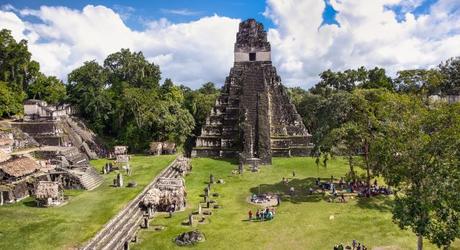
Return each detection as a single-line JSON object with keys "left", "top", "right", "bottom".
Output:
{"left": 247, "top": 193, "right": 278, "bottom": 206}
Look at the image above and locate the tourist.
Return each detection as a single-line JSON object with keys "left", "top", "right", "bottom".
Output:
{"left": 289, "top": 186, "right": 295, "bottom": 196}
{"left": 352, "top": 239, "right": 356, "bottom": 249}
{"left": 168, "top": 206, "right": 173, "bottom": 218}
{"left": 308, "top": 187, "right": 314, "bottom": 195}
{"left": 267, "top": 210, "right": 273, "bottom": 220}
{"left": 340, "top": 193, "right": 346, "bottom": 203}
{"left": 292, "top": 171, "right": 296, "bottom": 177}
{"left": 256, "top": 209, "right": 260, "bottom": 220}
{"left": 276, "top": 195, "right": 281, "bottom": 206}
{"left": 248, "top": 210, "right": 253, "bottom": 220}
{"left": 316, "top": 177, "right": 320, "bottom": 186}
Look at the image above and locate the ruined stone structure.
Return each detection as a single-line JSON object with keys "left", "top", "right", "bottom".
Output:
{"left": 34, "top": 181, "right": 65, "bottom": 207}
{"left": 0, "top": 101, "right": 104, "bottom": 206}
{"left": 0, "top": 157, "right": 40, "bottom": 204}
{"left": 23, "top": 99, "right": 75, "bottom": 121}
{"left": 149, "top": 141, "right": 177, "bottom": 156}
{"left": 192, "top": 19, "right": 312, "bottom": 164}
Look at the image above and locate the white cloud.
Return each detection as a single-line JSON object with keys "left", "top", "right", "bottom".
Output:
{"left": 265, "top": 0, "right": 460, "bottom": 87}
{"left": 0, "top": 1, "right": 459, "bottom": 89}
{"left": 0, "top": 5, "right": 239, "bottom": 88}
{"left": 160, "top": 8, "right": 202, "bottom": 16}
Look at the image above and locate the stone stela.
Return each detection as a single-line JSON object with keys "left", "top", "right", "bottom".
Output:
{"left": 192, "top": 19, "right": 313, "bottom": 165}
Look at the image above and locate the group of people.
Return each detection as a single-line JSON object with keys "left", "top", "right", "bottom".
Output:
{"left": 248, "top": 207, "right": 275, "bottom": 221}
{"left": 333, "top": 240, "right": 368, "bottom": 250}
{"left": 354, "top": 180, "right": 392, "bottom": 197}
{"left": 315, "top": 176, "right": 392, "bottom": 198}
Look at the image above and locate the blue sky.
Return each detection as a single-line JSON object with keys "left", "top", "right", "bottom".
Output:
{"left": 5, "top": 0, "right": 274, "bottom": 30}
{"left": 4, "top": 0, "right": 440, "bottom": 29}
{"left": 1, "top": 0, "right": 458, "bottom": 88}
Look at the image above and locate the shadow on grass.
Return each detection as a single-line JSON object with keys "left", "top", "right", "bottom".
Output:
{"left": 23, "top": 199, "right": 38, "bottom": 207}
{"left": 355, "top": 195, "right": 393, "bottom": 212}
{"left": 249, "top": 177, "right": 323, "bottom": 204}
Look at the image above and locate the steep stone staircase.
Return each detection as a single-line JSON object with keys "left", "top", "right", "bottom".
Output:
{"left": 67, "top": 167, "right": 103, "bottom": 191}
{"left": 81, "top": 157, "right": 188, "bottom": 250}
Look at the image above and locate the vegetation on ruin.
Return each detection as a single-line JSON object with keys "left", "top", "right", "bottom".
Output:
{"left": 133, "top": 157, "right": 460, "bottom": 249}
{"left": 0, "top": 155, "right": 175, "bottom": 250}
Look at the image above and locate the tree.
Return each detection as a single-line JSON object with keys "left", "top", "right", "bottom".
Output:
{"left": 309, "top": 66, "right": 393, "bottom": 97}
{"left": 296, "top": 93, "right": 324, "bottom": 139}
{"left": 104, "top": 48, "right": 161, "bottom": 90}
{"left": 0, "top": 81, "right": 26, "bottom": 117}
{"left": 438, "top": 57, "right": 460, "bottom": 95}
{"left": 373, "top": 101, "right": 460, "bottom": 249}
{"left": 361, "top": 67, "right": 393, "bottom": 90}
{"left": 311, "top": 91, "right": 355, "bottom": 154}
{"left": 394, "top": 69, "right": 442, "bottom": 96}
{"left": 27, "top": 74, "right": 66, "bottom": 104}
{"left": 329, "top": 122, "right": 364, "bottom": 181}
{"left": 67, "top": 61, "right": 111, "bottom": 133}
{"left": 0, "top": 29, "right": 40, "bottom": 116}
{"left": 287, "top": 87, "right": 308, "bottom": 107}
{"left": 333, "top": 89, "right": 392, "bottom": 196}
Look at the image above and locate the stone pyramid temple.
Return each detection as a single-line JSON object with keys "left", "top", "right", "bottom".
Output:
{"left": 192, "top": 19, "right": 313, "bottom": 165}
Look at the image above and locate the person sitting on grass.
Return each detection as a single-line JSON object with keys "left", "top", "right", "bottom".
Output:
{"left": 266, "top": 210, "right": 273, "bottom": 220}
{"left": 282, "top": 177, "right": 288, "bottom": 185}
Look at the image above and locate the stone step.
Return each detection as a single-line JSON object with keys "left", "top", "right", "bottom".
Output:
{"left": 100, "top": 208, "right": 143, "bottom": 250}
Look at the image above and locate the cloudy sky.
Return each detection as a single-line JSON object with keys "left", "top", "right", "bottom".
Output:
{"left": 1, "top": 0, "right": 459, "bottom": 89}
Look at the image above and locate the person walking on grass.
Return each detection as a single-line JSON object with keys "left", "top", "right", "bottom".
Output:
{"left": 248, "top": 210, "right": 253, "bottom": 220}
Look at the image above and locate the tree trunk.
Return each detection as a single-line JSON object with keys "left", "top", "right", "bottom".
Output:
{"left": 417, "top": 235, "right": 423, "bottom": 250}
{"left": 364, "top": 142, "right": 371, "bottom": 197}
{"left": 348, "top": 155, "right": 355, "bottom": 182}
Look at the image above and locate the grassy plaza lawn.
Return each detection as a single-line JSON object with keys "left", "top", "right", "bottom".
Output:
{"left": 134, "top": 157, "right": 460, "bottom": 250}
{"left": 0, "top": 155, "right": 175, "bottom": 250}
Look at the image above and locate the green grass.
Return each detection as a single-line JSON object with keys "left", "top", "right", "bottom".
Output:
{"left": 0, "top": 155, "right": 175, "bottom": 250}
{"left": 133, "top": 157, "right": 460, "bottom": 250}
